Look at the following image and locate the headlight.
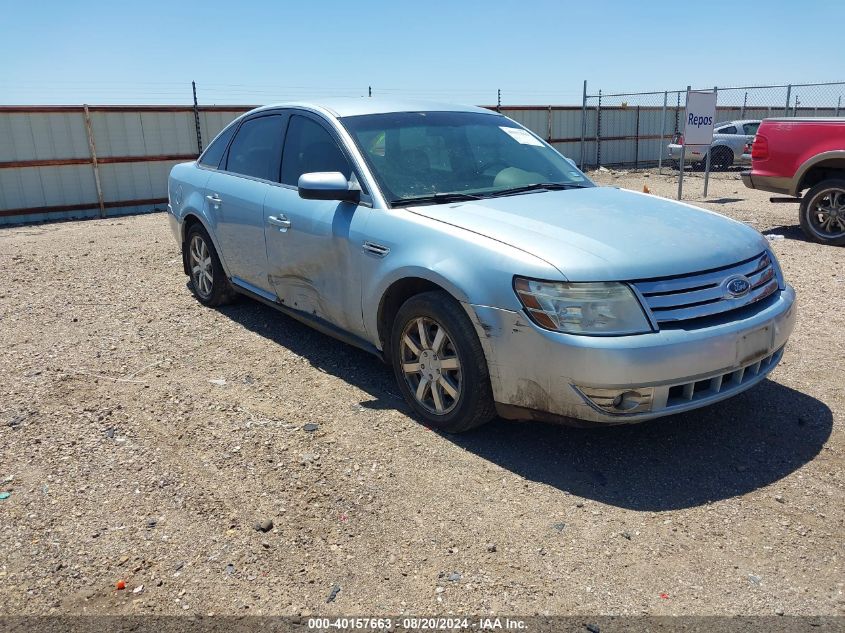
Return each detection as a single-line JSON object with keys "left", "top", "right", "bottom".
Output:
{"left": 514, "top": 277, "right": 653, "bottom": 335}
{"left": 767, "top": 248, "right": 785, "bottom": 290}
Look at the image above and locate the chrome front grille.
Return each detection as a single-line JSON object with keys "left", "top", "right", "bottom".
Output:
{"left": 633, "top": 252, "right": 779, "bottom": 324}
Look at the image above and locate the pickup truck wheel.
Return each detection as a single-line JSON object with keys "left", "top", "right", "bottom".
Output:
{"left": 799, "top": 179, "right": 845, "bottom": 246}
{"left": 185, "top": 224, "right": 235, "bottom": 306}
{"left": 391, "top": 291, "right": 496, "bottom": 433}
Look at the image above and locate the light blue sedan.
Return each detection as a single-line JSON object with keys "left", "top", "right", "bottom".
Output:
{"left": 167, "top": 99, "right": 795, "bottom": 432}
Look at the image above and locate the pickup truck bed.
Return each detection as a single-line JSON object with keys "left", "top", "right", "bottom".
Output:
{"left": 742, "top": 118, "right": 845, "bottom": 245}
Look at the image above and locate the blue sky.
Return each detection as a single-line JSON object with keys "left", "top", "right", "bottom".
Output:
{"left": 0, "top": 0, "right": 842, "bottom": 105}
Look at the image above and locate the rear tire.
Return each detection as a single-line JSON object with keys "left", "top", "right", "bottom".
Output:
{"left": 799, "top": 179, "right": 845, "bottom": 246}
{"left": 185, "top": 224, "right": 236, "bottom": 306}
{"left": 390, "top": 291, "right": 496, "bottom": 433}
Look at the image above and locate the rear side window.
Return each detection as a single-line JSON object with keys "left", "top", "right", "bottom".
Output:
{"left": 743, "top": 122, "right": 760, "bottom": 135}
{"left": 198, "top": 122, "right": 237, "bottom": 169}
{"left": 716, "top": 125, "right": 737, "bottom": 135}
{"left": 281, "top": 115, "right": 353, "bottom": 186}
{"left": 225, "top": 115, "right": 285, "bottom": 180}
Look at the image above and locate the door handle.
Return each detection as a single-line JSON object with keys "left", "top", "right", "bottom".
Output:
{"left": 206, "top": 194, "right": 223, "bottom": 206}
{"left": 267, "top": 215, "right": 292, "bottom": 231}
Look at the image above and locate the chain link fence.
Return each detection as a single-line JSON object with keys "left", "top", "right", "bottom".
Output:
{"left": 580, "top": 82, "right": 845, "bottom": 171}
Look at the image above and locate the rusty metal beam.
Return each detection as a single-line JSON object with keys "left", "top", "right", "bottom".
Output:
{"left": 0, "top": 153, "right": 199, "bottom": 169}
{"left": 0, "top": 197, "right": 168, "bottom": 219}
{"left": 83, "top": 104, "right": 106, "bottom": 218}
{"left": 0, "top": 105, "right": 254, "bottom": 113}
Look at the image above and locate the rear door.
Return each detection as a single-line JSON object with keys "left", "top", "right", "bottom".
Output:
{"left": 204, "top": 113, "right": 287, "bottom": 292}
{"left": 263, "top": 112, "right": 373, "bottom": 337}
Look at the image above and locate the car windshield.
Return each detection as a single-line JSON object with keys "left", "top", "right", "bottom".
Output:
{"left": 340, "top": 111, "right": 592, "bottom": 205}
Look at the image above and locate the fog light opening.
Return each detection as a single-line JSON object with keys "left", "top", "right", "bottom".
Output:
{"left": 613, "top": 391, "right": 643, "bottom": 411}
{"left": 576, "top": 385, "right": 654, "bottom": 415}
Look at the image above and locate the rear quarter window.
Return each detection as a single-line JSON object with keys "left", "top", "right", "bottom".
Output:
{"left": 198, "top": 122, "right": 238, "bottom": 169}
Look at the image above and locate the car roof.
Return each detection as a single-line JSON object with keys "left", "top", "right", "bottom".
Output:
{"left": 249, "top": 98, "right": 497, "bottom": 119}
{"left": 715, "top": 119, "right": 761, "bottom": 126}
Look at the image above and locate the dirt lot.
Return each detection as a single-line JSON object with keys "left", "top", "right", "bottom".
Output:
{"left": 1, "top": 168, "right": 843, "bottom": 617}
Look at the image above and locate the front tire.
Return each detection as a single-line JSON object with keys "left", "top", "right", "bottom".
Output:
{"left": 799, "top": 179, "right": 845, "bottom": 246}
{"left": 390, "top": 291, "right": 495, "bottom": 433}
{"left": 185, "top": 224, "right": 235, "bottom": 306}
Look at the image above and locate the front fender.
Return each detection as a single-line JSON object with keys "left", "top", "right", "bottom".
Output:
{"left": 359, "top": 209, "right": 560, "bottom": 348}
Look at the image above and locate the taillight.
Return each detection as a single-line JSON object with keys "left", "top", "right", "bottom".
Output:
{"left": 751, "top": 134, "right": 769, "bottom": 160}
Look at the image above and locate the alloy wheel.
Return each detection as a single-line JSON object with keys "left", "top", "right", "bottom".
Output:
{"left": 399, "top": 316, "right": 463, "bottom": 415}
{"left": 189, "top": 234, "right": 213, "bottom": 298}
{"left": 807, "top": 187, "right": 845, "bottom": 239}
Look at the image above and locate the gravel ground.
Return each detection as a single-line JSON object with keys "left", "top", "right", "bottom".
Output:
{"left": 1, "top": 169, "right": 842, "bottom": 617}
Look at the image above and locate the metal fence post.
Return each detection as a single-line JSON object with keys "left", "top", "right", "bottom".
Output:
{"left": 547, "top": 105, "right": 552, "bottom": 142}
{"left": 657, "top": 91, "right": 668, "bottom": 174}
{"left": 497, "top": 89, "right": 501, "bottom": 112}
{"left": 741, "top": 91, "right": 747, "bottom": 119}
{"left": 595, "top": 90, "right": 602, "bottom": 168}
{"left": 579, "top": 80, "right": 587, "bottom": 169}
{"left": 634, "top": 105, "right": 640, "bottom": 170}
{"left": 703, "top": 86, "right": 717, "bottom": 198}
{"left": 784, "top": 84, "right": 792, "bottom": 117}
{"left": 674, "top": 91, "right": 681, "bottom": 135}
{"left": 837, "top": 96, "right": 842, "bottom": 117}
{"left": 192, "top": 81, "right": 202, "bottom": 154}
{"left": 677, "top": 86, "right": 690, "bottom": 200}
{"left": 82, "top": 104, "right": 106, "bottom": 218}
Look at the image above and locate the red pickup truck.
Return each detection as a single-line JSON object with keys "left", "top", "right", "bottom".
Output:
{"left": 742, "top": 118, "right": 845, "bottom": 245}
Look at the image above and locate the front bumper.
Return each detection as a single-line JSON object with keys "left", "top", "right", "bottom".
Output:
{"left": 467, "top": 285, "right": 796, "bottom": 425}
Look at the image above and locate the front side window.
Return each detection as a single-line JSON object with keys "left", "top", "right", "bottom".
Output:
{"left": 341, "top": 111, "right": 590, "bottom": 204}
{"left": 225, "top": 115, "right": 285, "bottom": 180}
{"left": 280, "top": 115, "right": 353, "bottom": 186}
{"left": 198, "top": 121, "right": 237, "bottom": 169}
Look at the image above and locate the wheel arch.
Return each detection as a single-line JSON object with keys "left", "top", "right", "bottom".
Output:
{"left": 375, "top": 273, "right": 469, "bottom": 359}
{"left": 180, "top": 212, "right": 230, "bottom": 277}
{"left": 795, "top": 152, "right": 845, "bottom": 194}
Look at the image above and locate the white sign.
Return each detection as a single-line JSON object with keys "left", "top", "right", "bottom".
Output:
{"left": 683, "top": 90, "right": 717, "bottom": 147}
{"left": 500, "top": 126, "right": 544, "bottom": 147}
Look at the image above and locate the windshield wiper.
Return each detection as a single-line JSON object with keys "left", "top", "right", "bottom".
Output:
{"left": 389, "top": 192, "right": 483, "bottom": 207}
{"left": 486, "top": 182, "right": 587, "bottom": 198}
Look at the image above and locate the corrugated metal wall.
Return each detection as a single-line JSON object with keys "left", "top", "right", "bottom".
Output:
{"left": 0, "top": 106, "right": 248, "bottom": 225}
{"left": 2, "top": 102, "right": 841, "bottom": 225}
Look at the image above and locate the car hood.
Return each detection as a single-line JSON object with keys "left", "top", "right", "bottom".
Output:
{"left": 405, "top": 187, "right": 768, "bottom": 281}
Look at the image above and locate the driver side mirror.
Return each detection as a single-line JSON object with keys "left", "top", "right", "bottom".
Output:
{"left": 298, "top": 172, "right": 360, "bottom": 203}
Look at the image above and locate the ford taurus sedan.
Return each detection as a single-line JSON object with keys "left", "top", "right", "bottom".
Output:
{"left": 167, "top": 99, "right": 796, "bottom": 432}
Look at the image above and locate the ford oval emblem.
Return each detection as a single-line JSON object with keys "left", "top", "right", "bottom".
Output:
{"left": 725, "top": 275, "right": 751, "bottom": 298}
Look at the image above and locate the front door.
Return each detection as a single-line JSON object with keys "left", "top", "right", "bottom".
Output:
{"left": 263, "top": 113, "right": 372, "bottom": 337}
